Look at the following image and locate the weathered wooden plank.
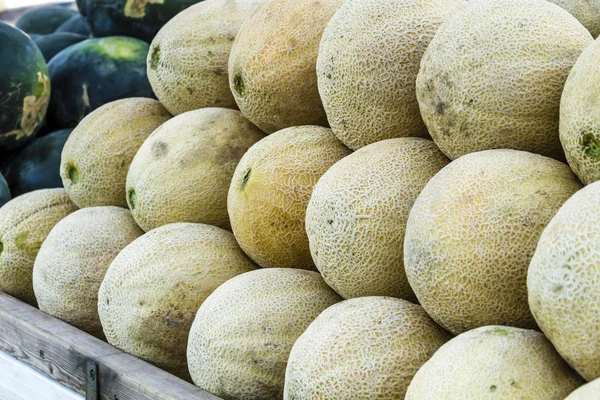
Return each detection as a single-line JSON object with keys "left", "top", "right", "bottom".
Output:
{"left": 0, "top": 292, "right": 222, "bottom": 400}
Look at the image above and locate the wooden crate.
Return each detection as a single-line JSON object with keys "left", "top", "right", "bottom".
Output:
{"left": 0, "top": 292, "right": 223, "bottom": 400}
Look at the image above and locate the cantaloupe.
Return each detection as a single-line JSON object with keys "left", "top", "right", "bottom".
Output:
{"left": 284, "top": 297, "right": 452, "bottom": 400}
{"left": 317, "top": 0, "right": 466, "bottom": 150}
{"left": 528, "top": 181, "right": 600, "bottom": 381}
{"left": 33, "top": 206, "right": 143, "bottom": 338}
{"left": 148, "top": 0, "right": 264, "bottom": 116}
{"left": 548, "top": 0, "right": 600, "bottom": 37}
{"left": 560, "top": 38, "right": 600, "bottom": 185}
{"left": 187, "top": 268, "right": 342, "bottom": 399}
{"left": 98, "top": 222, "right": 257, "bottom": 380}
{"left": 306, "top": 138, "right": 449, "bottom": 300}
{"left": 228, "top": 126, "right": 351, "bottom": 270}
{"left": 404, "top": 150, "right": 582, "bottom": 335}
{"left": 228, "top": 0, "right": 343, "bottom": 133}
{"left": 61, "top": 98, "right": 171, "bottom": 208}
{"left": 127, "top": 107, "right": 264, "bottom": 232}
{"left": 416, "top": 0, "right": 593, "bottom": 160}
{"left": 405, "top": 326, "right": 584, "bottom": 399}
{"left": 565, "top": 379, "right": 600, "bottom": 399}
{"left": 0, "top": 189, "right": 77, "bottom": 306}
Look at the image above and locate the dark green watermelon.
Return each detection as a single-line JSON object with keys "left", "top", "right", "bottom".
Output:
{"left": 0, "top": 174, "right": 10, "bottom": 207}
{"left": 81, "top": 0, "right": 203, "bottom": 42}
{"left": 0, "top": 22, "right": 51, "bottom": 154}
{"left": 1, "top": 129, "right": 72, "bottom": 197}
{"left": 15, "top": 7, "right": 78, "bottom": 35}
{"left": 47, "top": 36, "right": 154, "bottom": 128}
{"left": 55, "top": 14, "right": 92, "bottom": 36}
{"left": 33, "top": 33, "right": 87, "bottom": 62}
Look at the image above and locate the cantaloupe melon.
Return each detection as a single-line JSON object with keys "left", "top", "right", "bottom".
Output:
{"left": 98, "top": 222, "right": 257, "bottom": 380}
{"left": 228, "top": 0, "right": 343, "bottom": 133}
{"left": 565, "top": 379, "right": 600, "bottom": 399}
{"left": 306, "top": 138, "right": 449, "bottom": 300}
{"left": 61, "top": 98, "right": 171, "bottom": 208}
{"left": 187, "top": 268, "right": 342, "bottom": 399}
{"left": 127, "top": 107, "right": 264, "bottom": 232}
{"left": 148, "top": 0, "right": 264, "bottom": 116}
{"left": 547, "top": 0, "right": 600, "bottom": 37}
{"left": 560, "top": 38, "right": 600, "bottom": 185}
{"left": 228, "top": 126, "right": 350, "bottom": 270}
{"left": 317, "top": 0, "right": 466, "bottom": 150}
{"left": 0, "top": 189, "right": 77, "bottom": 306}
{"left": 404, "top": 150, "right": 582, "bottom": 335}
{"left": 528, "top": 181, "right": 600, "bottom": 381}
{"left": 416, "top": 0, "right": 593, "bottom": 160}
{"left": 405, "top": 326, "right": 584, "bottom": 399}
{"left": 284, "top": 297, "right": 452, "bottom": 400}
{"left": 33, "top": 206, "right": 143, "bottom": 338}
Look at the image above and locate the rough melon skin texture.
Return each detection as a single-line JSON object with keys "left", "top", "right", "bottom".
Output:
{"left": 416, "top": 0, "right": 593, "bottom": 161}
{"left": 127, "top": 107, "right": 264, "bottom": 232}
{"left": 405, "top": 326, "right": 584, "bottom": 399}
{"left": 284, "top": 297, "right": 452, "bottom": 400}
{"left": 0, "top": 189, "right": 77, "bottom": 306}
{"left": 559, "top": 38, "right": 600, "bottom": 184}
{"left": 33, "top": 207, "right": 143, "bottom": 338}
{"left": 61, "top": 98, "right": 171, "bottom": 209}
{"left": 228, "top": 126, "right": 351, "bottom": 270}
{"left": 565, "top": 379, "right": 600, "bottom": 399}
{"left": 148, "top": 0, "right": 263, "bottom": 116}
{"left": 228, "top": 0, "right": 343, "bottom": 134}
{"left": 306, "top": 138, "right": 449, "bottom": 300}
{"left": 528, "top": 181, "right": 600, "bottom": 381}
{"left": 98, "top": 223, "right": 256, "bottom": 380}
{"left": 317, "top": 0, "right": 465, "bottom": 151}
{"left": 187, "top": 268, "right": 342, "bottom": 400}
{"left": 548, "top": 0, "right": 600, "bottom": 37}
{"left": 404, "top": 149, "right": 582, "bottom": 335}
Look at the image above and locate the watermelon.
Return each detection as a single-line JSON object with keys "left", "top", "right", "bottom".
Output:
{"left": 81, "top": 0, "right": 204, "bottom": 42}
{"left": 0, "top": 174, "right": 9, "bottom": 208}
{"left": 55, "top": 15, "right": 92, "bottom": 36}
{"left": 47, "top": 36, "right": 154, "bottom": 128}
{"left": 1, "top": 129, "right": 72, "bottom": 197}
{"left": 16, "top": 7, "right": 78, "bottom": 35}
{"left": 33, "top": 33, "right": 87, "bottom": 62}
{"left": 0, "top": 22, "right": 51, "bottom": 153}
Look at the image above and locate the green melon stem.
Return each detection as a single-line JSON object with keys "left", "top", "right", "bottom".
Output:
{"left": 150, "top": 44, "right": 160, "bottom": 70}
{"left": 0, "top": 241, "right": 3, "bottom": 256}
{"left": 233, "top": 73, "right": 247, "bottom": 97}
{"left": 581, "top": 133, "right": 600, "bottom": 160}
{"left": 67, "top": 163, "right": 80, "bottom": 184}
{"left": 241, "top": 168, "right": 251, "bottom": 189}
{"left": 129, "top": 189, "right": 137, "bottom": 211}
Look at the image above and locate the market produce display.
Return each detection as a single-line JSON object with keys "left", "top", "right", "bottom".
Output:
{"left": 3, "top": 0, "right": 600, "bottom": 398}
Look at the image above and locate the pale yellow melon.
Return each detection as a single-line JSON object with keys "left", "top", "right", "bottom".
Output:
{"left": 405, "top": 326, "right": 584, "bottom": 399}
{"left": 126, "top": 107, "right": 264, "bottom": 232}
{"left": 187, "top": 268, "right": 342, "bottom": 400}
{"left": 404, "top": 150, "right": 582, "bottom": 335}
{"left": 528, "top": 181, "right": 600, "bottom": 381}
{"left": 228, "top": 0, "right": 343, "bottom": 133}
{"left": 560, "top": 38, "right": 600, "bottom": 184}
{"left": 98, "top": 222, "right": 257, "bottom": 380}
{"left": 0, "top": 189, "right": 77, "bottom": 306}
{"left": 317, "top": 0, "right": 466, "bottom": 150}
{"left": 416, "top": 0, "right": 593, "bottom": 160}
{"left": 147, "top": 0, "right": 264, "bottom": 116}
{"left": 32, "top": 207, "right": 143, "bottom": 338}
{"left": 565, "top": 379, "right": 600, "bottom": 399}
{"left": 306, "top": 138, "right": 449, "bottom": 300}
{"left": 228, "top": 126, "right": 350, "bottom": 270}
{"left": 548, "top": 0, "right": 600, "bottom": 37}
{"left": 284, "top": 297, "right": 452, "bottom": 400}
{"left": 61, "top": 98, "right": 171, "bottom": 208}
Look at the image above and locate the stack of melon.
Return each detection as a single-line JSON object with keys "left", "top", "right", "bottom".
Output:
{"left": 2, "top": 0, "right": 600, "bottom": 398}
